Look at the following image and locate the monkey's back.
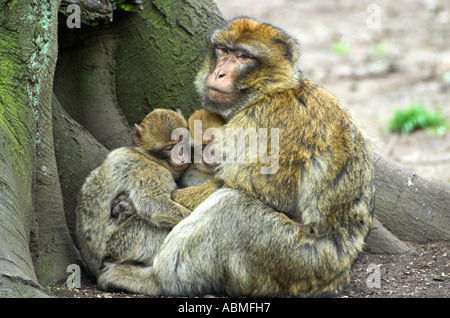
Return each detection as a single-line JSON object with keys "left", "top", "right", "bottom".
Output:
{"left": 76, "top": 147, "right": 177, "bottom": 277}
{"left": 210, "top": 78, "right": 375, "bottom": 295}
{"left": 218, "top": 77, "right": 374, "bottom": 227}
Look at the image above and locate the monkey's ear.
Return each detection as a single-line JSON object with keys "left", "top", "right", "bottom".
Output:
{"left": 171, "top": 106, "right": 183, "bottom": 115}
{"left": 133, "top": 124, "right": 144, "bottom": 146}
{"left": 170, "top": 106, "right": 183, "bottom": 115}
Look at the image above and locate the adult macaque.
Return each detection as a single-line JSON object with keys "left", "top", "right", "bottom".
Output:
{"left": 98, "top": 17, "right": 375, "bottom": 297}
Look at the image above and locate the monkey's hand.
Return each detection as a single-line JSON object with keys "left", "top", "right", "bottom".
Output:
{"left": 172, "top": 179, "right": 222, "bottom": 210}
{"left": 120, "top": 195, "right": 192, "bottom": 229}
{"left": 111, "top": 192, "right": 136, "bottom": 224}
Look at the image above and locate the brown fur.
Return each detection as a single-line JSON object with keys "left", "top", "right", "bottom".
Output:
{"left": 98, "top": 17, "right": 375, "bottom": 297}
{"left": 76, "top": 109, "right": 191, "bottom": 278}
{"left": 179, "top": 109, "right": 225, "bottom": 187}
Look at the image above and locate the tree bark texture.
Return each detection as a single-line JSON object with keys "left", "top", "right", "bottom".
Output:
{"left": 52, "top": 93, "right": 109, "bottom": 247}
{"left": 0, "top": 0, "right": 65, "bottom": 297}
{"left": 55, "top": 0, "right": 224, "bottom": 137}
{"left": 0, "top": 0, "right": 449, "bottom": 298}
{"left": 54, "top": 33, "right": 132, "bottom": 150}
{"left": 372, "top": 152, "right": 450, "bottom": 243}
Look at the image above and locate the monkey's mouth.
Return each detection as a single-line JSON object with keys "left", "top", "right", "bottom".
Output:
{"left": 207, "top": 86, "right": 237, "bottom": 104}
{"left": 207, "top": 86, "right": 234, "bottom": 95}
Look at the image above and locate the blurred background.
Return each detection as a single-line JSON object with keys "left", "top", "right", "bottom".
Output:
{"left": 216, "top": 0, "right": 450, "bottom": 182}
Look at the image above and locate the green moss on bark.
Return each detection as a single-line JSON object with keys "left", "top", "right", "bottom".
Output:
{"left": 0, "top": 0, "right": 70, "bottom": 293}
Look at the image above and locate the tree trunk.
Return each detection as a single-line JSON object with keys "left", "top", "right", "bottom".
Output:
{"left": 0, "top": 0, "right": 225, "bottom": 296}
{"left": 364, "top": 217, "right": 411, "bottom": 254}
{"left": 52, "top": 93, "right": 109, "bottom": 247}
{"left": 372, "top": 152, "right": 450, "bottom": 242}
{"left": 0, "top": 0, "right": 449, "bottom": 298}
{"left": 54, "top": 32, "right": 133, "bottom": 150}
{"left": 0, "top": 0, "right": 65, "bottom": 297}
{"left": 362, "top": 153, "right": 450, "bottom": 254}
{"left": 56, "top": 0, "right": 224, "bottom": 128}
{"left": 33, "top": 91, "right": 81, "bottom": 286}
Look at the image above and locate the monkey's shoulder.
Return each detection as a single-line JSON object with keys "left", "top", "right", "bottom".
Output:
{"left": 282, "top": 78, "right": 359, "bottom": 134}
{"left": 243, "top": 78, "right": 346, "bottom": 119}
{"left": 102, "top": 147, "right": 169, "bottom": 174}
{"left": 295, "top": 78, "right": 355, "bottom": 118}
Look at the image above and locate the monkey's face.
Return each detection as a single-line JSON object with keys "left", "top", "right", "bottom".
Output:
{"left": 162, "top": 142, "right": 190, "bottom": 172}
{"left": 134, "top": 109, "right": 190, "bottom": 173}
{"left": 195, "top": 17, "right": 300, "bottom": 119}
{"left": 191, "top": 140, "right": 218, "bottom": 174}
{"left": 187, "top": 109, "right": 225, "bottom": 174}
{"left": 205, "top": 44, "right": 256, "bottom": 106}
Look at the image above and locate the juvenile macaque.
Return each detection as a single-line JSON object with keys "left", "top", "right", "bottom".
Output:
{"left": 179, "top": 109, "right": 225, "bottom": 187}
{"left": 98, "top": 18, "right": 375, "bottom": 297}
{"left": 76, "top": 109, "right": 191, "bottom": 278}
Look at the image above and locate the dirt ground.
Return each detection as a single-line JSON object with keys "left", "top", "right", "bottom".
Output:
{"left": 52, "top": 0, "right": 449, "bottom": 298}
{"left": 50, "top": 241, "right": 449, "bottom": 298}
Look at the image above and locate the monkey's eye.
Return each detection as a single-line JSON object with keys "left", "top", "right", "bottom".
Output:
{"left": 236, "top": 51, "right": 255, "bottom": 63}
{"left": 164, "top": 145, "right": 174, "bottom": 151}
{"left": 215, "top": 46, "right": 229, "bottom": 57}
{"left": 237, "top": 52, "right": 251, "bottom": 59}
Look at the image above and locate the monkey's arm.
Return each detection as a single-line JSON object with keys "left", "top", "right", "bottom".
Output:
{"left": 127, "top": 193, "right": 192, "bottom": 229}
{"left": 148, "top": 197, "right": 192, "bottom": 229}
{"left": 172, "top": 179, "right": 223, "bottom": 210}
{"left": 110, "top": 193, "right": 192, "bottom": 229}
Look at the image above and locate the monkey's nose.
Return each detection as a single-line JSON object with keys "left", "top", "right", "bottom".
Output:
{"left": 214, "top": 69, "right": 226, "bottom": 80}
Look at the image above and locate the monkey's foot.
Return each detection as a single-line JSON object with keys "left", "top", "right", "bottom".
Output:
{"left": 96, "top": 263, "right": 119, "bottom": 291}
{"left": 97, "top": 263, "right": 157, "bottom": 296}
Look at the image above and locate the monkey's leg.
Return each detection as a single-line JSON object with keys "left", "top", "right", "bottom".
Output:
{"left": 103, "top": 215, "right": 169, "bottom": 266}
{"left": 110, "top": 193, "right": 191, "bottom": 229}
{"left": 100, "top": 188, "right": 361, "bottom": 297}
{"left": 97, "top": 262, "right": 161, "bottom": 293}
